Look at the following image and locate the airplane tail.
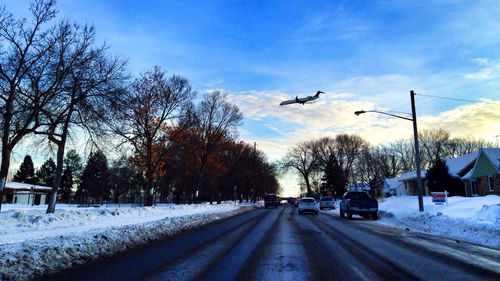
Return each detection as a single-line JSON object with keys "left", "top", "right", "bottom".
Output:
{"left": 315, "top": 91, "right": 324, "bottom": 98}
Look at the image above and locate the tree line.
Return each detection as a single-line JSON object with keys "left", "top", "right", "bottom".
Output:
{"left": 0, "top": 0, "right": 279, "bottom": 212}
{"left": 281, "top": 129, "right": 492, "bottom": 198}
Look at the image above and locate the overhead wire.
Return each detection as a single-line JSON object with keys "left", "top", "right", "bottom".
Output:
{"left": 414, "top": 93, "right": 500, "bottom": 104}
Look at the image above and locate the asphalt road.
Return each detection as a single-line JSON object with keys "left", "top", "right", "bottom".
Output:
{"left": 41, "top": 205, "right": 500, "bottom": 281}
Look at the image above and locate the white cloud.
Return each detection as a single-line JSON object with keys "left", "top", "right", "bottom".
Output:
{"left": 419, "top": 100, "right": 500, "bottom": 141}
{"left": 463, "top": 60, "right": 500, "bottom": 80}
{"left": 464, "top": 69, "right": 494, "bottom": 79}
{"left": 472, "top": 58, "right": 489, "bottom": 65}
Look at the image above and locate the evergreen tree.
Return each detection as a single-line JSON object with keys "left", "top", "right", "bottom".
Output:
{"left": 59, "top": 166, "right": 73, "bottom": 203}
{"left": 109, "top": 158, "right": 132, "bottom": 203}
{"left": 35, "top": 158, "right": 57, "bottom": 187}
{"left": 426, "top": 158, "right": 451, "bottom": 193}
{"left": 64, "top": 149, "right": 83, "bottom": 186}
{"left": 426, "top": 157, "right": 464, "bottom": 196}
{"left": 80, "top": 150, "right": 108, "bottom": 203}
{"left": 321, "top": 154, "right": 347, "bottom": 198}
{"left": 13, "top": 155, "right": 36, "bottom": 184}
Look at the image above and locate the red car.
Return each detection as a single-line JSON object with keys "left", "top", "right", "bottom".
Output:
{"left": 294, "top": 197, "right": 301, "bottom": 207}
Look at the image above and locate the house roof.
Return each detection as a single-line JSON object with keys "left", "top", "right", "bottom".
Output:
{"left": 384, "top": 177, "right": 404, "bottom": 189}
{"left": 461, "top": 169, "right": 473, "bottom": 180}
{"left": 443, "top": 151, "right": 479, "bottom": 177}
{"left": 396, "top": 148, "right": 500, "bottom": 182}
{"left": 482, "top": 148, "right": 500, "bottom": 172}
{"left": 399, "top": 170, "right": 427, "bottom": 182}
{"left": 460, "top": 148, "right": 500, "bottom": 180}
{"left": 5, "top": 182, "right": 52, "bottom": 191}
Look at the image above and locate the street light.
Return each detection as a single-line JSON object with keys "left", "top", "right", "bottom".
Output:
{"left": 355, "top": 90, "right": 424, "bottom": 212}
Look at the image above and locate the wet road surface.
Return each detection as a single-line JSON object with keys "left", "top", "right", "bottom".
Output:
{"left": 41, "top": 205, "right": 500, "bottom": 281}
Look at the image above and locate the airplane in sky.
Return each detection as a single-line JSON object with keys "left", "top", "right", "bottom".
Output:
{"left": 279, "top": 91, "right": 324, "bottom": 106}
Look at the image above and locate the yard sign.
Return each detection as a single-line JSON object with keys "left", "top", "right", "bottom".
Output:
{"left": 431, "top": 191, "right": 448, "bottom": 205}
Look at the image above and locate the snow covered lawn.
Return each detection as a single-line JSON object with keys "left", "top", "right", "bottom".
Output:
{"left": 377, "top": 195, "right": 500, "bottom": 249}
{"left": 0, "top": 202, "right": 256, "bottom": 281}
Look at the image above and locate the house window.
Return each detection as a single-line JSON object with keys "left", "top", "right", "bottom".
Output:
{"left": 471, "top": 180, "right": 479, "bottom": 196}
{"left": 488, "top": 176, "right": 494, "bottom": 192}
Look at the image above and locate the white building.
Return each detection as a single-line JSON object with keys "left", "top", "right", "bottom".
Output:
{"left": 1, "top": 182, "right": 51, "bottom": 205}
{"left": 381, "top": 177, "right": 405, "bottom": 196}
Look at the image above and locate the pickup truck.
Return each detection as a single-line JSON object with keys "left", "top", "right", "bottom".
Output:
{"left": 339, "top": 191, "right": 378, "bottom": 220}
{"left": 264, "top": 194, "right": 279, "bottom": 208}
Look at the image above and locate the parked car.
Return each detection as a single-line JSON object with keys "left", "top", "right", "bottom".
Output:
{"left": 264, "top": 194, "right": 279, "bottom": 208}
{"left": 339, "top": 191, "right": 378, "bottom": 220}
{"left": 319, "top": 196, "right": 335, "bottom": 210}
{"left": 298, "top": 197, "right": 319, "bottom": 215}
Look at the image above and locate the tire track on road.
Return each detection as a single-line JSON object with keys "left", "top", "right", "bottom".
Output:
{"left": 142, "top": 209, "right": 269, "bottom": 281}
{"left": 292, "top": 211, "right": 376, "bottom": 281}
{"left": 40, "top": 208, "right": 265, "bottom": 281}
{"left": 199, "top": 206, "right": 286, "bottom": 281}
{"left": 237, "top": 206, "right": 311, "bottom": 281}
{"left": 323, "top": 214, "right": 500, "bottom": 279}
{"left": 307, "top": 215, "right": 422, "bottom": 281}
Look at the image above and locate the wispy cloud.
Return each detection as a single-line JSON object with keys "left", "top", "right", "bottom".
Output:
{"left": 420, "top": 100, "right": 500, "bottom": 140}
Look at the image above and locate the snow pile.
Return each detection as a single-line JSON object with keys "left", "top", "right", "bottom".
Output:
{"left": 0, "top": 202, "right": 255, "bottom": 281}
{"left": 377, "top": 195, "right": 500, "bottom": 248}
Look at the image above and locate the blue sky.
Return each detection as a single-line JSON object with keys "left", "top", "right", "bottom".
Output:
{"left": 5, "top": 0, "right": 500, "bottom": 195}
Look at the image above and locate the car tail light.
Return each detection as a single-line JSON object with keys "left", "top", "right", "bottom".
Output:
{"left": 348, "top": 199, "right": 352, "bottom": 207}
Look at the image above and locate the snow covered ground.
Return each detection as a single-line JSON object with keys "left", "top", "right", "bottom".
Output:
{"left": 1, "top": 196, "right": 498, "bottom": 280}
{"left": 323, "top": 195, "right": 500, "bottom": 249}
{"left": 376, "top": 195, "right": 500, "bottom": 249}
{"left": 0, "top": 202, "right": 257, "bottom": 281}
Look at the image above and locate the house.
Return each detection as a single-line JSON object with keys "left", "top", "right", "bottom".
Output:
{"left": 461, "top": 148, "right": 500, "bottom": 196}
{"left": 1, "top": 182, "right": 51, "bottom": 205}
{"left": 397, "top": 170, "right": 429, "bottom": 196}
{"left": 381, "top": 177, "right": 405, "bottom": 196}
{"left": 395, "top": 148, "right": 500, "bottom": 197}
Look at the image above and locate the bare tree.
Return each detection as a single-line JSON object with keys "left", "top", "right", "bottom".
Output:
{"left": 313, "top": 137, "right": 336, "bottom": 171}
{"left": 115, "top": 67, "right": 193, "bottom": 206}
{"left": 387, "top": 139, "right": 416, "bottom": 173}
{"left": 34, "top": 22, "right": 127, "bottom": 213}
{"left": 182, "top": 91, "right": 242, "bottom": 202}
{"left": 0, "top": 0, "right": 57, "bottom": 211}
{"left": 332, "top": 134, "right": 369, "bottom": 187}
{"left": 280, "top": 140, "right": 318, "bottom": 196}
{"left": 418, "top": 128, "right": 450, "bottom": 169}
{"left": 446, "top": 136, "right": 493, "bottom": 157}
{"left": 357, "top": 147, "right": 392, "bottom": 197}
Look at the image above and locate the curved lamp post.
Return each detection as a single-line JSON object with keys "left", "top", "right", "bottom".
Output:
{"left": 355, "top": 90, "right": 424, "bottom": 212}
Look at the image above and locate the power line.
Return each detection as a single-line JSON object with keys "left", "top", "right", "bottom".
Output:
{"left": 414, "top": 93, "right": 499, "bottom": 104}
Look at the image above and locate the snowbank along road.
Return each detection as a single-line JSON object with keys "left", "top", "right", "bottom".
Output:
{"left": 41, "top": 205, "right": 500, "bottom": 281}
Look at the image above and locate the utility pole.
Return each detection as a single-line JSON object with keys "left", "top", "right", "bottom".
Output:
{"left": 411, "top": 90, "right": 424, "bottom": 212}
{"left": 252, "top": 142, "right": 256, "bottom": 202}
{"left": 354, "top": 90, "right": 424, "bottom": 212}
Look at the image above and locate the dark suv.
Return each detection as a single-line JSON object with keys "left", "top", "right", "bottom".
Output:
{"left": 340, "top": 191, "right": 378, "bottom": 220}
{"left": 264, "top": 194, "right": 279, "bottom": 208}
